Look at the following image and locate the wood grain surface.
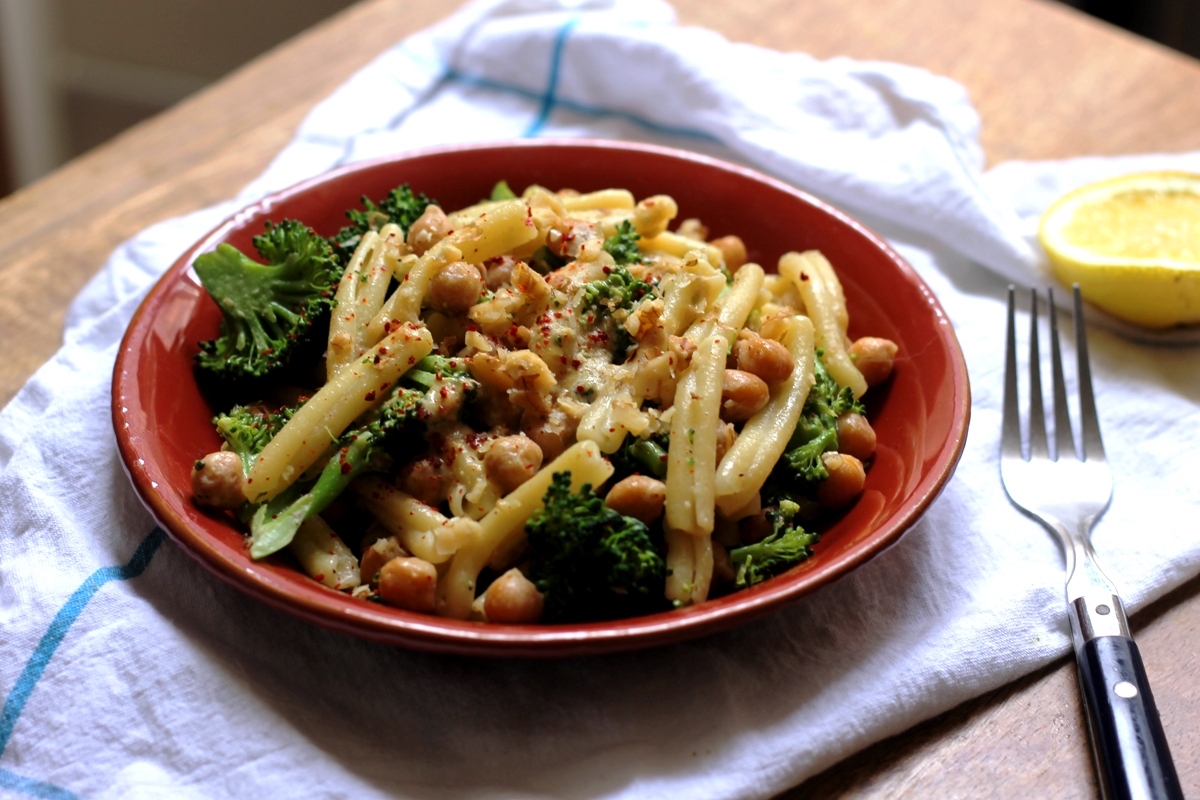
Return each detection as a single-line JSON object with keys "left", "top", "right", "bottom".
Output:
{"left": 2, "top": 0, "right": 1198, "bottom": 797}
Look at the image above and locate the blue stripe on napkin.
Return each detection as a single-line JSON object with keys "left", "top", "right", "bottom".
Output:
{"left": 0, "top": 527, "right": 167, "bottom": 798}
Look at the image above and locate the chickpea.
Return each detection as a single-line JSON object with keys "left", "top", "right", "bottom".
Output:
{"left": 360, "top": 536, "right": 408, "bottom": 587}
{"left": 428, "top": 260, "right": 484, "bottom": 315}
{"left": 734, "top": 332, "right": 794, "bottom": 384}
{"left": 191, "top": 451, "right": 245, "bottom": 508}
{"left": 836, "top": 412, "right": 877, "bottom": 460}
{"left": 483, "top": 568, "right": 544, "bottom": 624}
{"left": 711, "top": 541, "right": 736, "bottom": 585}
{"left": 721, "top": 369, "right": 769, "bottom": 422}
{"left": 521, "top": 412, "right": 577, "bottom": 462}
{"left": 398, "top": 456, "right": 449, "bottom": 507}
{"left": 484, "top": 435, "right": 544, "bottom": 494}
{"left": 377, "top": 556, "right": 438, "bottom": 613}
{"left": 816, "top": 452, "right": 866, "bottom": 509}
{"left": 605, "top": 475, "right": 667, "bottom": 525}
{"left": 715, "top": 421, "right": 737, "bottom": 465}
{"left": 849, "top": 337, "right": 898, "bottom": 388}
{"left": 485, "top": 255, "right": 518, "bottom": 291}
{"left": 709, "top": 235, "right": 747, "bottom": 271}
{"left": 406, "top": 204, "right": 450, "bottom": 256}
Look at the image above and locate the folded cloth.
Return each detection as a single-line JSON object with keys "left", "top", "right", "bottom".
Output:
{"left": 2, "top": 1, "right": 1198, "bottom": 798}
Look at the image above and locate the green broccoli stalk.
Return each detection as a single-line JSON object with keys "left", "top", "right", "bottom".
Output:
{"left": 525, "top": 472, "right": 668, "bottom": 622}
{"left": 602, "top": 220, "right": 646, "bottom": 266}
{"left": 247, "top": 386, "right": 427, "bottom": 558}
{"left": 489, "top": 180, "right": 518, "bottom": 201}
{"left": 247, "top": 360, "right": 482, "bottom": 559}
{"left": 610, "top": 432, "right": 670, "bottom": 480}
{"left": 728, "top": 500, "right": 820, "bottom": 588}
{"left": 194, "top": 220, "right": 341, "bottom": 381}
{"left": 400, "top": 354, "right": 475, "bottom": 392}
{"left": 330, "top": 184, "right": 436, "bottom": 262}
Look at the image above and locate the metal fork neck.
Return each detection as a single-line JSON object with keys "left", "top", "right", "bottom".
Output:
{"left": 1055, "top": 519, "right": 1130, "bottom": 648}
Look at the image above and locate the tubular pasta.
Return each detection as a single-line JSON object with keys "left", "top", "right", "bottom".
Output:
{"left": 327, "top": 224, "right": 407, "bottom": 378}
{"left": 780, "top": 250, "right": 867, "bottom": 398}
{"left": 289, "top": 515, "right": 360, "bottom": 590}
{"left": 665, "top": 332, "right": 728, "bottom": 535}
{"left": 714, "top": 315, "right": 817, "bottom": 516}
{"left": 245, "top": 323, "right": 432, "bottom": 502}
{"left": 352, "top": 477, "right": 479, "bottom": 564}
{"left": 561, "top": 189, "right": 635, "bottom": 211}
{"left": 664, "top": 528, "right": 714, "bottom": 606}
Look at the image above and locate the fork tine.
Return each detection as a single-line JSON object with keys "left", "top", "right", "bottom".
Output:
{"left": 1027, "top": 289, "right": 1050, "bottom": 461}
{"left": 1048, "top": 289, "right": 1076, "bottom": 462}
{"left": 1073, "top": 285, "right": 1106, "bottom": 463}
{"left": 1002, "top": 286, "right": 1024, "bottom": 460}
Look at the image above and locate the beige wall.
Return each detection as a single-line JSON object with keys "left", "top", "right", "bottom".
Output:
{"left": 0, "top": 0, "right": 356, "bottom": 190}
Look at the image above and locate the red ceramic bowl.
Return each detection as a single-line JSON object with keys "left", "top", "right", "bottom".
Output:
{"left": 113, "top": 140, "right": 969, "bottom": 657}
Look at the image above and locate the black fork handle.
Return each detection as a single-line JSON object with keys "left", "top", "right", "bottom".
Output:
{"left": 1076, "top": 635, "right": 1183, "bottom": 800}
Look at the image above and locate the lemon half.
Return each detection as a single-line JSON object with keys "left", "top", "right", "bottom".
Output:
{"left": 1038, "top": 171, "right": 1200, "bottom": 328}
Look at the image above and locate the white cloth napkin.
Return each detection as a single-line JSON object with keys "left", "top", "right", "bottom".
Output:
{"left": 3, "top": 1, "right": 1198, "bottom": 798}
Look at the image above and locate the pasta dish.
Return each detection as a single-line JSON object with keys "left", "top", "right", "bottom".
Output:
{"left": 188, "top": 182, "right": 897, "bottom": 624}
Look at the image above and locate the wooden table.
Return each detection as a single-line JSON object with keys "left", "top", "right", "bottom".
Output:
{"left": 2, "top": 0, "right": 1197, "bottom": 796}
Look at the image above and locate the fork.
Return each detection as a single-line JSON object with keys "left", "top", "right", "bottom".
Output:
{"left": 1001, "top": 286, "right": 1182, "bottom": 800}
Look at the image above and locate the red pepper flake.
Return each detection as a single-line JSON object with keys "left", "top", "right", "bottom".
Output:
{"left": 800, "top": 272, "right": 809, "bottom": 281}
{"left": 571, "top": 358, "right": 581, "bottom": 369}
{"left": 314, "top": 574, "right": 325, "bottom": 582}
{"left": 340, "top": 462, "right": 353, "bottom": 475}
{"left": 364, "top": 390, "right": 376, "bottom": 401}
{"left": 602, "top": 266, "right": 612, "bottom": 275}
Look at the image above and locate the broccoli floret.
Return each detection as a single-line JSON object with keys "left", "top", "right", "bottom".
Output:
{"left": 193, "top": 220, "right": 341, "bottom": 381}
{"left": 728, "top": 500, "right": 819, "bottom": 588}
{"left": 247, "top": 386, "right": 426, "bottom": 558}
{"left": 602, "top": 220, "right": 645, "bottom": 266}
{"left": 773, "top": 353, "right": 865, "bottom": 487}
{"left": 212, "top": 405, "right": 294, "bottom": 476}
{"left": 330, "top": 184, "right": 436, "bottom": 262}
{"left": 611, "top": 432, "right": 670, "bottom": 480}
{"left": 581, "top": 266, "right": 655, "bottom": 314}
{"left": 782, "top": 426, "right": 838, "bottom": 483}
{"left": 525, "top": 472, "right": 667, "bottom": 622}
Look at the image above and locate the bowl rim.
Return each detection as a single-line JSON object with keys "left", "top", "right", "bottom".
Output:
{"left": 112, "top": 138, "right": 971, "bottom": 657}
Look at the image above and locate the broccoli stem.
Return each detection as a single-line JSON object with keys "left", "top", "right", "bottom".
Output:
{"left": 626, "top": 438, "right": 668, "bottom": 478}
{"left": 247, "top": 432, "right": 377, "bottom": 559}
